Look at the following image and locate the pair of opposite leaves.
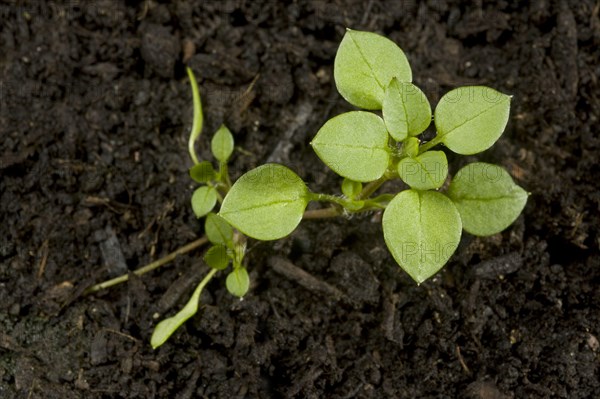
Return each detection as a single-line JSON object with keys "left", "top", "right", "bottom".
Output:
{"left": 218, "top": 30, "right": 527, "bottom": 283}
{"left": 219, "top": 162, "right": 526, "bottom": 283}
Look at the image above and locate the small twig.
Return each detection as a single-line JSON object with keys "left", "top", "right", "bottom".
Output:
{"left": 268, "top": 256, "right": 347, "bottom": 301}
{"left": 83, "top": 236, "right": 209, "bottom": 295}
{"left": 236, "top": 73, "right": 260, "bottom": 114}
{"left": 456, "top": 345, "right": 472, "bottom": 375}
{"left": 360, "top": 0, "right": 374, "bottom": 25}
{"left": 103, "top": 328, "right": 139, "bottom": 343}
{"left": 382, "top": 292, "right": 400, "bottom": 342}
{"left": 36, "top": 239, "right": 49, "bottom": 279}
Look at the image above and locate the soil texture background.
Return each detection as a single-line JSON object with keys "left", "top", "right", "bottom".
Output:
{"left": 1, "top": 0, "right": 599, "bottom": 398}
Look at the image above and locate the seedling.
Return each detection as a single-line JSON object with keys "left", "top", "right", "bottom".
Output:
{"left": 150, "top": 29, "right": 527, "bottom": 348}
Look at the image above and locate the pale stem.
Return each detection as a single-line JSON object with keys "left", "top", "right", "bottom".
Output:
{"left": 84, "top": 236, "right": 209, "bottom": 295}
{"left": 303, "top": 207, "right": 341, "bottom": 219}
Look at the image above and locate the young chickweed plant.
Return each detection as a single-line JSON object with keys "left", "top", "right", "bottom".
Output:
{"left": 148, "top": 29, "right": 527, "bottom": 348}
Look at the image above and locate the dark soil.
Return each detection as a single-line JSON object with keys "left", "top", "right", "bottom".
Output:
{"left": 1, "top": 0, "right": 599, "bottom": 398}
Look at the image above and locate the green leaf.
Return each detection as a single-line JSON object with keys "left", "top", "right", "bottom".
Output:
{"left": 382, "top": 78, "right": 431, "bottom": 141}
{"left": 205, "top": 213, "right": 234, "bottom": 247}
{"left": 382, "top": 190, "right": 462, "bottom": 284}
{"left": 151, "top": 268, "right": 217, "bottom": 349}
{"left": 341, "top": 178, "right": 362, "bottom": 199}
{"left": 401, "top": 137, "right": 420, "bottom": 158}
{"left": 311, "top": 111, "right": 390, "bottom": 182}
{"left": 434, "top": 86, "right": 511, "bottom": 155}
{"left": 211, "top": 124, "right": 234, "bottom": 163}
{"left": 204, "top": 245, "right": 230, "bottom": 270}
{"left": 334, "top": 29, "right": 412, "bottom": 110}
{"left": 191, "top": 186, "right": 217, "bottom": 218}
{"left": 226, "top": 267, "right": 250, "bottom": 297}
{"left": 398, "top": 151, "right": 448, "bottom": 190}
{"left": 447, "top": 162, "right": 527, "bottom": 236}
{"left": 186, "top": 67, "right": 203, "bottom": 165}
{"left": 189, "top": 161, "right": 216, "bottom": 183}
{"left": 219, "top": 164, "right": 309, "bottom": 240}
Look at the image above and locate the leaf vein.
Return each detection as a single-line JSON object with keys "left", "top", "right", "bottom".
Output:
{"left": 221, "top": 198, "right": 302, "bottom": 215}
{"left": 349, "top": 33, "right": 384, "bottom": 89}
{"left": 313, "top": 142, "right": 387, "bottom": 150}
{"left": 455, "top": 195, "right": 520, "bottom": 203}
{"left": 439, "top": 99, "right": 506, "bottom": 137}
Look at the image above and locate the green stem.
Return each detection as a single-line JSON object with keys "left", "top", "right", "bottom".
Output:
{"left": 204, "top": 181, "right": 224, "bottom": 204}
{"left": 308, "top": 192, "right": 349, "bottom": 208}
{"left": 220, "top": 162, "right": 232, "bottom": 191}
{"left": 84, "top": 236, "right": 209, "bottom": 295}
{"left": 357, "top": 176, "right": 388, "bottom": 200}
{"left": 418, "top": 136, "right": 443, "bottom": 154}
{"left": 307, "top": 175, "right": 392, "bottom": 217}
{"left": 214, "top": 188, "right": 224, "bottom": 204}
{"left": 363, "top": 193, "right": 394, "bottom": 209}
{"left": 199, "top": 268, "right": 218, "bottom": 290}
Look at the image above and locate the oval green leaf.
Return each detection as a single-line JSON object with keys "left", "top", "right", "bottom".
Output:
{"left": 219, "top": 164, "right": 309, "bottom": 241}
{"left": 205, "top": 213, "right": 234, "bottom": 247}
{"left": 226, "top": 267, "right": 250, "bottom": 298}
{"left": 447, "top": 162, "right": 527, "bottom": 236}
{"left": 383, "top": 78, "right": 431, "bottom": 141}
{"left": 211, "top": 124, "right": 234, "bottom": 163}
{"left": 434, "top": 86, "right": 511, "bottom": 155}
{"left": 398, "top": 151, "right": 448, "bottom": 190}
{"left": 204, "top": 245, "right": 230, "bottom": 270}
{"left": 334, "top": 29, "right": 412, "bottom": 110}
{"left": 382, "top": 190, "right": 462, "bottom": 284}
{"left": 189, "top": 161, "right": 216, "bottom": 183}
{"left": 191, "top": 186, "right": 217, "bottom": 218}
{"left": 311, "top": 111, "right": 390, "bottom": 182}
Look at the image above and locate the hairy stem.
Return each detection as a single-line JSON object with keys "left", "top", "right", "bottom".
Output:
{"left": 309, "top": 192, "right": 349, "bottom": 207}
{"left": 84, "top": 236, "right": 209, "bottom": 295}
